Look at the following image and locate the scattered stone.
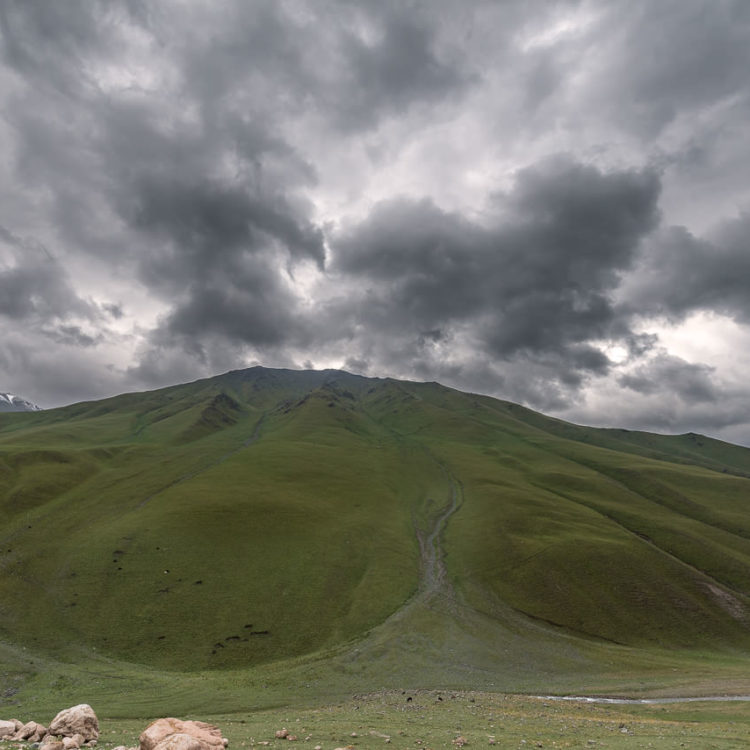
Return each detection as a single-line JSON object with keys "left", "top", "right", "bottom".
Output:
{"left": 274, "top": 732, "right": 288, "bottom": 740}
{"left": 140, "top": 719, "right": 227, "bottom": 750}
{"left": 452, "top": 738, "right": 468, "bottom": 747}
{"left": 314, "top": 745, "right": 322, "bottom": 750}
{"left": 0, "top": 723, "right": 17, "bottom": 739}
{"left": 14, "top": 722, "right": 47, "bottom": 743}
{"left": 285, "top": 737, "right": 297, "bottom": 743}
{"left": 61, "top": 738, "right": 81, "bottom": 750}
{"left": 39, "top": 738, "right": 63, "bottom": 750}
{"left": 48, "top": 706, "right": 99, "bottom": 742}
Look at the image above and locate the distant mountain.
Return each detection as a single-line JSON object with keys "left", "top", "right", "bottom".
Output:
{"left": 0, "top": 392, "right": 41, "bottom": 412}
{"left": 1, "top": 365, "right": 750, "bottom": 688}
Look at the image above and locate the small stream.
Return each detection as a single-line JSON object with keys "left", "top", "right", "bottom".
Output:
{"left": 537, "top": 694, "right": 750, "bottom": 704}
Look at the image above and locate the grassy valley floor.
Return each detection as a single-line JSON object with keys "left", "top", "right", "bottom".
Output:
{"left": 6, "top": 692, "right": 750, "bottom": 750}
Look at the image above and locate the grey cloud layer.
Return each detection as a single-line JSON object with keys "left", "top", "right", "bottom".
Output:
{"left": 1, "top": 0, "right": 750, "bottom": 442}
{"left": 329, "top": 158, "right": 660, "bottom": 390}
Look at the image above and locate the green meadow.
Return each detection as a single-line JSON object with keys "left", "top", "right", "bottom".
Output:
{"left": 2, "top": 366, "right": 750, "bottom": 734}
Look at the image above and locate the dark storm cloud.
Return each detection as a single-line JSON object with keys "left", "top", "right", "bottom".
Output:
{"left": 162, "top": 258, "right": 301, "bottom": 347}
{"left": 332, "top": 3, "right": 474, "bottom": 131}
{"left": 176, "top": 0, "right": 475, "bottom": 132}
{"left": 329, "top": 157, "right": 660, "bottom": 402}
{"left": 0, "top": 225, "right": 94, "bottom": 322}
{"left": 592, "top": 0, "right": 750, "bottom": 138}
{"left": 42, "top": 325, "right": 103, "bottom": 348}
{"left": 131, "top": 177, "right": 325, "bottom": 276}
{"left": 618, "top": 354, "right": 718, "bottom": 403}
{"left": 625, "top": 213, "right": 750, "bottom": 323}
{"left": 0, "top": 0, "right": 113, "bottom": 91}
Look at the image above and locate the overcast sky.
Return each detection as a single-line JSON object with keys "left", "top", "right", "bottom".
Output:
{"left": 1, "top": 1, "right": 750, "bottom": 444}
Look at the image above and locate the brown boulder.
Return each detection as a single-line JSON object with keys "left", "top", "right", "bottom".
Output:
{"left": 0, "top": 721, "right": 17, "bottom": 739}
{"left": 14, "top": 722, "right": 48, "bottom": 742}
{"left": 40, "top": 738, "right": 64, "bottom": 750}
{"left": 48, "top": 705, "right": 99, "bottom": 742}
{"left": 152, "top": 734, "right": 205, "bottom": 750}
{"left": 139, "top": 720, "right": 227, "bottom": 750}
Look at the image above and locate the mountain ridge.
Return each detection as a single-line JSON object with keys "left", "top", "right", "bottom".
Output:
{"left": 1, "top": 365, "right": 750, "bottom": 700}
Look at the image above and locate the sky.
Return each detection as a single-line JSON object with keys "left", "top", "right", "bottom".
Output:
{"left": 1, "top": 1, "right": 750, "bottom": 444}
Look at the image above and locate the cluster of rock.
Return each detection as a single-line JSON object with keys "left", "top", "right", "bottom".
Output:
{"left": 0, "top": 705, "right": 99, "bottom": 750}
{"left": 1, "top": 706, "right": 228, "bottom": 750}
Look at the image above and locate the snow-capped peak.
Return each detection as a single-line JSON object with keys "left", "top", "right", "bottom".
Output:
{"left": 0, "top": 392, "right": 42, "bottom": 412}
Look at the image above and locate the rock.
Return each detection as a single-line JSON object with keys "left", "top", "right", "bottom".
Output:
{"left": 48, "top": 706, "right": 99, "bottom": 742}
{"left": 151, "top": 735, "right": 205, "bottom": 750}
{"left": 274, "top": 731, "right": 289, "bottom": 740}
{"left": 40, "top": 739, "right": 64, "bottom": 750}
{"left": 139, "top": 720, "right": 227, "bottom": 750}
{"left": 0, "top": 722, "right": 17, "bottom": 739}
{"left": 62, "top": 738, "right": 80, "bottom": 750}
{"left": 14, "top": 722, "right": 47, "bottom": 742}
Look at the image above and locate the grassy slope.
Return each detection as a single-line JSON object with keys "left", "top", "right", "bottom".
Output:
{"left": 2, "top": 366, "right": 750, "bottom": 711}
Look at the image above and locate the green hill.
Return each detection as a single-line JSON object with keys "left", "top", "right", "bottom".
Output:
{"left": 2, "top": 366, "right": 750, "bottom": 712}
